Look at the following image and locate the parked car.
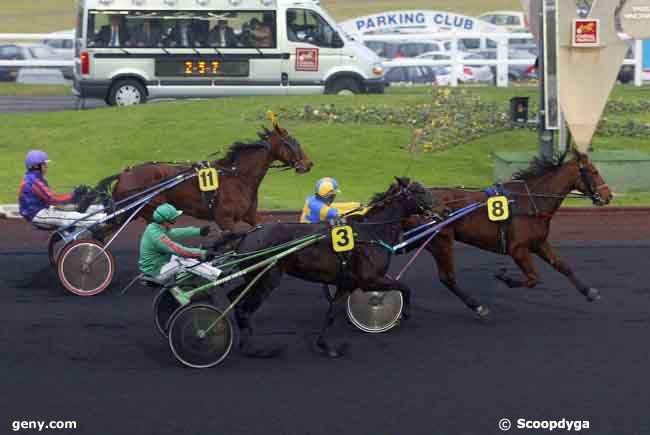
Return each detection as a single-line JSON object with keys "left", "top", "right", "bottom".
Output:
{"left": 416, "top": 51, "right": 494, "bottom": 83}
{"left": 478, "top": 10, "right": 528, "bottom": 31}
{"left": 382, "top": 59, "right": 450, "bottom": 86}
{"left": 364, "top": 40, "right": 451, "bottom": 59}
{"left": 618, "top": 46, "right": 636, "bottom": 84}
{"left": 41, "top": 29, "right": 74, "bottom": 59}
{"left": 473, "top": 49, "right": 537, "bottom": 82}
{"left": 0, "top": 43, "right": 72, "bottom": 81}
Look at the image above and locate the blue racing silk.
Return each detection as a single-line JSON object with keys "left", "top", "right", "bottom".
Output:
{"left": 300, "top": 195, "right": 339, "bottom": 223}
{"left": 18, "top": 170, "right": 75, "bottom": 221}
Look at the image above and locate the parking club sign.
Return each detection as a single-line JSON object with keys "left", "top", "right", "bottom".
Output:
{"left": 572, "top": 19, "right": 600, "bottom": 47}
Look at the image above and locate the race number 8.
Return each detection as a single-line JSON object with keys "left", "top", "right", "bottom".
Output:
{"left": 198, "top": 168, "right": 219, "bottom": 192}
{"left": 331, "top": 226, "right": 354, "bottom": 252}
{"left": 487, "top": 196, "right": 510, "bottom": 222}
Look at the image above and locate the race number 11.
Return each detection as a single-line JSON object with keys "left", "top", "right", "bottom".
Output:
{"left": 198, "top": 168, "right": 219, "bottom": 192}
{"left": 487, "top": 196, "right": 510, "bottom": 222}
{"left": 331, "top": 226, "right": 355, "bottom": 252}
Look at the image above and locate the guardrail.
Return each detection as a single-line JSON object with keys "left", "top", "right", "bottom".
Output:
{"left": 360, "top": 31, "right": 645, "bottom": 87}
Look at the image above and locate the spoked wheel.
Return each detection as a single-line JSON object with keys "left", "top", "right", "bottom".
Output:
{"left": 346, "top": 289, "right": 404, "bottom": 333}
{"left": 153, "top": 287, "right": 182, "bottom": 338}
{"left": 168, "top": 304, "right": 234, "bottom": 369}
{"left": 47, "top": 232, "right": 65, "bottom": 267}
{"left": 57, "top": 239, "right": 115, "bottom": 296}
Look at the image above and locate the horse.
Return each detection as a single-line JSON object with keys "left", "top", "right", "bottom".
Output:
{"left": 93, "top": 124, "right": 312, "bottom": 232}
{"left": 223, "top": 178, "right": 440, "bottom": 358}
{"left": 407, "top": 150, "right": 612, "bottom": 317}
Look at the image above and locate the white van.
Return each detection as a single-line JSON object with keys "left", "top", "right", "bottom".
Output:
{"left": 73, "top": 0, "right": 386, "bottom": 106}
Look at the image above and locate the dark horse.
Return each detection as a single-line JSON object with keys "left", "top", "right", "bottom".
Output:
{"left": 93, "top": 125, "right": 312, "bottom": 231}
{"left": 407, "top": 150, "right": 612, "bottom": 317}
{"left": 226, "top": 178, "right": 439, "bottom": 357}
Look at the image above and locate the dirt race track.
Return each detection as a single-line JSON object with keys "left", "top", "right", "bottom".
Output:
{"left": 1, "top": 209, "right": 650, "bottom": 435}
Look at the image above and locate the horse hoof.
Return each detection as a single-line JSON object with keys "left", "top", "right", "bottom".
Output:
{"left": 316, "top": 341, "right": 348, "bottom": 358}
{"left": 475, "top": 305, "right": 490, "bottom": 317}
{"left": 586, "top": 288, "right": 601, "bottom": 302}
{"left": 241, "top": 345, "right": 284, "bottom": 359}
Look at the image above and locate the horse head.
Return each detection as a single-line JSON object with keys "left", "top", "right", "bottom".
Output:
{"left": 260, "top": 125, "right": 313, "bottom": 174}
{"left": 369, "top": 177, "right": 437, "bottom": 218}
{"left": 572, "top": 151, "right": 612, "bottom": 206}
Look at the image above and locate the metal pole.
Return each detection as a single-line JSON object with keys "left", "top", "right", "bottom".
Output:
{"left": 538, "top": 0, "right": 555, "bottom": 160}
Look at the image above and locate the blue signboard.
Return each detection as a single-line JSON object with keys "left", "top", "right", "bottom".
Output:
{"left": 644, "top": 40, "right": 650, "bottom": 70}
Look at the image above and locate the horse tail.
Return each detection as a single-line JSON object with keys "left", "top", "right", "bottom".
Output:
{"left": 94, "top": 172, "right": 121, "bottom": 196}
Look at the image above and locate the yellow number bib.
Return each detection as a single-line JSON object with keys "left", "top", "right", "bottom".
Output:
{"left": 331, "top": 226, "right": 354, "bottom": 253}
{"left": 197, "top": 168, "right": 219, "bottom": 192}
{"left": 487, "top": 196, "right": 510, "bottom": 222}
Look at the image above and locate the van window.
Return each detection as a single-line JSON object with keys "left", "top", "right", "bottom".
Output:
{"left": 87, "top": 10, "right": 276, "bottom": 49}
{"left": 287, "top": 9, "right": 337, "bottom": 48}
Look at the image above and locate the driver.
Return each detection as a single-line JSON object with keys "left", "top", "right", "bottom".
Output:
{"left": 19, "top": 150, "right": 105, "bottom": 228}
{"left": 300, "top": 177, "right": 341, "bottom": 223}
{"left": 139, "top": 203, "right": 223, "bottom": 282}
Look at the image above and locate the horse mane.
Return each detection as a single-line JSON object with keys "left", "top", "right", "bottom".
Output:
{"left": 221, "top": 129, "right": 273, "bottom": 164}
{"left": 512, "top": 152, "right": 571, "bottom": 181}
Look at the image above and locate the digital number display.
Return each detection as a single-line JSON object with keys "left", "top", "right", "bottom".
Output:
{"left": 184, "top": 60, "right": 221, "bottom": 75}
{"left": 155, "top": 59, "right": 249, "bottom": 77}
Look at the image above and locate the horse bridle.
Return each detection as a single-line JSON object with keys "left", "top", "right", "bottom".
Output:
{"left": 268, "top": 133, "right": 306, "bottom": 171}
{"left": 578, "top": 160, "right": 607, "bottom": 205}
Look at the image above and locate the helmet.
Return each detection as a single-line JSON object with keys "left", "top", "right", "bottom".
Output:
{"left": 25, "top": 150, "right": 49, "bottom": 169}
{"left": 315, "top": 177, "right": 340, "bottom": 199}
{"left": 153, "top": 203, "right": 183, "bottom": 224}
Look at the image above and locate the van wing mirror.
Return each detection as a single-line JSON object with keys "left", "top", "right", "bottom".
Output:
{"left": 331, "top": 32, "right": 344, "bottom": 49}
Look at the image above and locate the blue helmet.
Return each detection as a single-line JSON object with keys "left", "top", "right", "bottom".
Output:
{"left": 25, "top": 150, "right": 49, "bottom": 170}
{"left": 315, "top": 177, "right": 340, "bottom": 199}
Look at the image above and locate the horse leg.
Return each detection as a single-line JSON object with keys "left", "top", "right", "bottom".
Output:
{"left": 362, "top": 276, "right": 413, "bottom": 319}
{"left": 316, "top": 293, "right": 348, "bottom": 358}
{"left": 428, "top": 240, "right": 489, "bottom": 317}
{"left": 230, "top": 270, "right": 285, "bottom": 358}
{"left": 494, "top": 246, "right": 540, "bottom": 288}
{"left": 534, "top": 241, "right": 600, "bottom": 302}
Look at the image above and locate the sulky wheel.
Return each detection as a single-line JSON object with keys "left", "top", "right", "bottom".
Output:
{"left": 153, "top": 287, "right": 182, "bottom": 339}
{"left": 168, "top": 304, "right": 234, "bottom": 369}
{"left": 57, "top": 239, "right": 115, "bottom": 296}
{"left": 346, "top": 289, "right": 404, "bottom": 334}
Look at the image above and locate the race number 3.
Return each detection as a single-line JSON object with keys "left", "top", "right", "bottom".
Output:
{"left": 197, "top": 168, "right": 219, "bottom": 192}
{"left": 331, "top": 226, "right": 354, "bottom": 252}
{"left": 487, "top": 196, "right": 510, "bottom": 222}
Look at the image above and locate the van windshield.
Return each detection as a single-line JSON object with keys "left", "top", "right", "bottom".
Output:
{"left": 87, "top": 10, "right": 277, "bottom": 49}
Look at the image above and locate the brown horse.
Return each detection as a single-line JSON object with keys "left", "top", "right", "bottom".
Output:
{"left": 408, "top": 151, "right": 612, "bottom": 317}
{"left": 102, "top": 125, "right": 312, "bottom": 231}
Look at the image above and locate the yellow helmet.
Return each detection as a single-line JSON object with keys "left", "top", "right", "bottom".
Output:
{"left": 315, "top": 177, "right": 340, "bottom": 198}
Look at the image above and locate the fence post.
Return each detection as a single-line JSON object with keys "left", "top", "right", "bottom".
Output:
{"left": 450, "top": 31, "right": 458, "bottom": 87}
{"left": 635, "top": 39, "right": 643, "bottom": 87}
{"left": 496, "top": 35, "right": 509, "bottom": 87}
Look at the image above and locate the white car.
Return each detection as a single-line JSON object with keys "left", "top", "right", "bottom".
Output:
{"left": 478, "top": 10, "right": 528, "bottom": 31}
{"left": 41, "top": 29, "right": 74, "bottom": 59}
{"left": 416, "top": 51, "right": 494, "bottom": 83}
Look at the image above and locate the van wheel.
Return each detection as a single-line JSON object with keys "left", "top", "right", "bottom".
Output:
{"left": 108, "top": 79, "right": 147, "bottom": 106}
{"left": 327, "top": 78, "right": 361, "bottom": 95}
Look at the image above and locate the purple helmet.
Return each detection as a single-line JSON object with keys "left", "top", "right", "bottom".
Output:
{"left": 25, "top": 150, "right": 49, "bottom": 169}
